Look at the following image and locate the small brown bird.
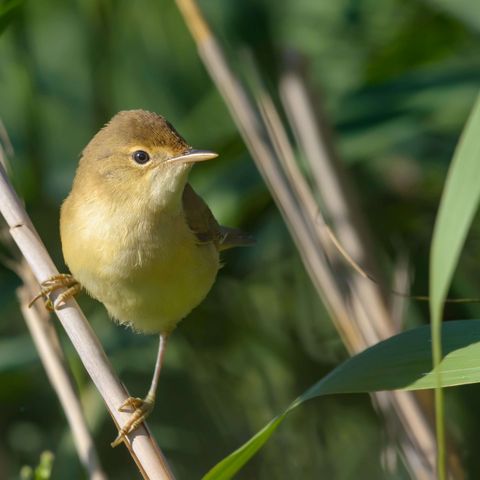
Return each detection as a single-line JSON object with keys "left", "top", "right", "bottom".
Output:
{"left": 35, "top": 110, "right": 252, "bottom": 446}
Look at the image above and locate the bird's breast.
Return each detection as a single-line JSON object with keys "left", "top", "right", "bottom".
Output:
{"left": 60, "top": 195, "right": 220, "bottom": 333}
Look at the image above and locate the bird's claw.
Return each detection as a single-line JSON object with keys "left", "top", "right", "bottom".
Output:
{"left": 28, "top": 274, "right": 80, "bottom": 311}
{"left": 118, "top": 396, "right": 145, "bottom": 412}
{"left": 111, "top": 395, "right": 155, "bottom": 448}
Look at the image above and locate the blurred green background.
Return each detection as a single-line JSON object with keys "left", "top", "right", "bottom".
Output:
{"left": 1, "top": 0, "right": 480, "bottom": 478}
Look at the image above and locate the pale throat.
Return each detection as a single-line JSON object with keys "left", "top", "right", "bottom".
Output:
{"left": 149, "top": 163, "right": 191, "bottom": 213}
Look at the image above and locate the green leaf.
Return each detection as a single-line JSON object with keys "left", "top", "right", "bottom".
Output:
{"left": 430, "top": 94, "right": 480, "bottom": 321}
{"left": 204, "top": 320, "right": 480, "bottom": 480}
{"left": 429, "top": 93, "right": 480, "bottom": 477}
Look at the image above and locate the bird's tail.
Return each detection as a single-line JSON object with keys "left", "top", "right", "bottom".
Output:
{"left": 218, "top": 226, "right": 255, "bottom": 251}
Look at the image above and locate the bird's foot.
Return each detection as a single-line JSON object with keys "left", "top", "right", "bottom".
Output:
{"left": 28, "top": 274, "right": 80, "bottom": 311}
{"left": 111, "top": 394, "right": 155, "bottom": 448}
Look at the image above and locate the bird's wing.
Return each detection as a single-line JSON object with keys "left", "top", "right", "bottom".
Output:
{"left": 182, "top": 183, "right": 254, "bottom": 251}
{"left": 182, "top": 183, "right": 221, "bottom": 246}
{"left": 217, "top": 225, "right": 256, "bottom": 251}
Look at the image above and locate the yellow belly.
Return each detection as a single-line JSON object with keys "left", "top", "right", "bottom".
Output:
{"left": 61, "top": 198, "right": 220, "bottom": 334}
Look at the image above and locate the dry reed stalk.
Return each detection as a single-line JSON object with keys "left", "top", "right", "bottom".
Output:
{"left": 257, "top": 67, "right": 445, "bottom": 478}
{"left": 1, "top": 137, "right": 106, "bottom": 478}
{"left": 278, "top": 61, "right": 392, "bottom": 341}
{"left": 16, "top": 266, "right": 107, "bottom": 480}
{"left": 173, "top": 1, "right": 461, "bottom": 478}
{"left": 0, "top": 160, "right": 174, "bottom": 479}
{"left": 175, "top": 0, "right": 365, "bottom": 351}
{"left": 277, "top": 63, "right": 460, "bottom": 478}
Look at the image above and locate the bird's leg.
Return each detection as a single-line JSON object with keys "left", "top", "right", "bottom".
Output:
{"left": 28, "top": 274, "right": 81, "bottom": 311}
{"left": 111, "top": 334, "right": 168, "bottom": 448}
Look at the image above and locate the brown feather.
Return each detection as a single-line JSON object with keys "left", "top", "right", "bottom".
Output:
{"left": 182, "top": 183, "right": 254, "bottom": 251}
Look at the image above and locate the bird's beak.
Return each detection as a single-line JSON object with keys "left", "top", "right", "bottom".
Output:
{"left": 166, "top": 149, "right": 218, "bottom": 165}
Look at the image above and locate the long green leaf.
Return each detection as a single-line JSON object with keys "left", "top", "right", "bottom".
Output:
{"left": 430, "top": 94, "right": 480, "bottom": 334}
{"left": 429, "top": 93, "right": 480, "bottom": 477}
{"left": 204, "top": 320, "right": 480, "bottom": 480}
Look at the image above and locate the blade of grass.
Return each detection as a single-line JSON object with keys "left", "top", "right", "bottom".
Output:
{"left": 204, "top": 319, "right": 480, "bottom": 480}
{"left": 430, "top": 94, "right": 480, "bottom": 479}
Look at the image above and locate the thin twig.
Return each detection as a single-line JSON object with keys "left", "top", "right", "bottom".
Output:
{"left": 279, "top": 59, "right": 393, "bottom": 340}
{"left": 0, "top": 162, "right": 174, "bottom": 479}
{"left": 0, "top": 118, "right": 14, "bottom": 157}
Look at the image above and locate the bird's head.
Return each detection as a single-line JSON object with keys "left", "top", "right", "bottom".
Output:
{"left": 75, "top": 110, "right": 217, "bottom": 211}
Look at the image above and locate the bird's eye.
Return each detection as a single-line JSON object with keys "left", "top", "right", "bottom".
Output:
{"left": 132, "top": 150, "right": 150, "bottom": 164}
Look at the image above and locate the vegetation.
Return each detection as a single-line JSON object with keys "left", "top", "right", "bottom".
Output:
{"left": 1, "top": 0, "right": 480, "bottom": 478}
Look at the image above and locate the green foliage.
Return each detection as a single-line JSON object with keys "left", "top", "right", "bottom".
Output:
{"left": 205, "top": 320, "right": 480, "bottom": 479}
{"left": 430, "top": 95, "right": 480, "bottom": 324}
{"left": 429, "top": 94, "right": 480, "bottom": 478}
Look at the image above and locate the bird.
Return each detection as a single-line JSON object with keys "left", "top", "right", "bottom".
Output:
{"left": 32, "top": 109, "right": 253, "bottom": 447}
